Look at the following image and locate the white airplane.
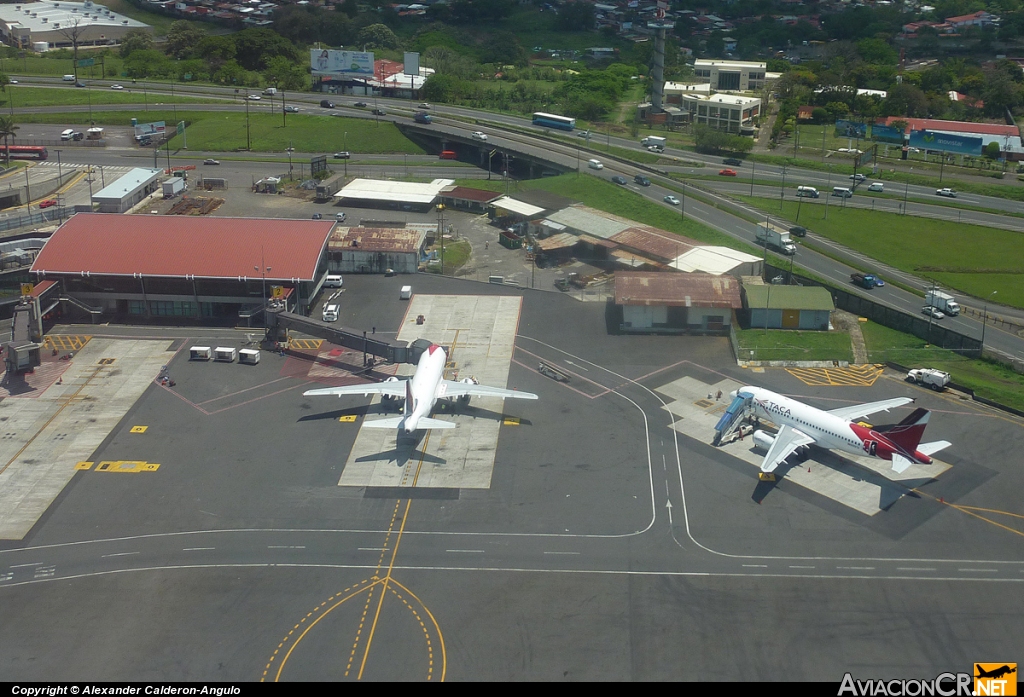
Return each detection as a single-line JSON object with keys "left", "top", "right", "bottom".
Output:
{"left": 303, "top": 343, "right": 537, "bottom": 432}
{"left": 733, "top": 386, "right": 951, "bottom": 474}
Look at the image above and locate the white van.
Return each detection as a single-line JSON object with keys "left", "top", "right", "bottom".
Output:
{"left": 62, "top": 75, "right": 75, "bottom": 82}
{"left": 587, "top": 159, "right": 604, "bottom": 170}
{"left": 60, "top": 129, "right": 75, "bottom": 141}
{"left": 263, "top": 87, "right": 277, "bottom": 95}
{"left": 832, "top": 186, "right": 853, "bottom": 198}
{"left": 796, "top": 186, "right": 819, "bottom": 198}
{"left": 867, "top": 182, "right": 884, "bottom": 192}
{"left": 323, "top": 274, "right": 343, "bottom": 288}
{"left": 322, "top": 304, "right": 339, "bottom": 322}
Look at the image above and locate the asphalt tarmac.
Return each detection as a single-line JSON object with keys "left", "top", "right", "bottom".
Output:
{"left": 0, "top": 274, "right": 1022, "bottom": 681}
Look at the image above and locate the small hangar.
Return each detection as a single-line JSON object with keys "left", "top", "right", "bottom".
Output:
{"left": 615, "top": 271, "right": 742, "bottom": 334}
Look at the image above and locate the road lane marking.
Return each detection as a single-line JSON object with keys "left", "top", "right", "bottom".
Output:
{"left": 543, "top": 551, "right": 580, "bottom": 555}
{"left": 101, "top": 552, "right": 138, "bottom": 558}
{"left": 897, "top": 567, "right": 936, "bottom": 571}
{"left": 10, "top": 562, "right": 43, "bottom": 568}
{"left": 183, "top": 547, "right": 215, "bottom": 551}
{"left": 446, "top": 549, "right": 485, "bottom": 553}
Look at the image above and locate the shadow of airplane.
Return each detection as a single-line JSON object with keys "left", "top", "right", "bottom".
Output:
{"left": 354, "top": 430, "right": 447, "bottom": 467}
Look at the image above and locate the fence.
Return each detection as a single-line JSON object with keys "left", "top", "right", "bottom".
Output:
{"left": 0, "top": 207, "right": 68, "bottom": 234}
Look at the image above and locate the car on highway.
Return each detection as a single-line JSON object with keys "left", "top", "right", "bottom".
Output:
{"left": 789, "top": 226, "right": 807, "bottom": 238}
{"left": 850, "top": 173, "right": 867, "bottom": 182}
{"left": 203, "top": 159, "right": 220, "bottom": 165}
{"left": 634, "top": 174, "right": 650, "bottom": 186}
{"left": 587, "top": 159, "right": 603, "bottom": 170}
{"left": 719, "top": 168, "right": 738, "bottom": 176}
{"left": 610, "top": 175, "right": 627, "bottom": 185}
{"left": 284, "top": 105, "right": 299, "bottom": 113}
{"left": 577, "top": 130, "right": 591, "bottom": 138}
{"left": 247, "top": 94, "right": 261, "bottom": 100}
{"left": 333, "top": 152, "right": 350, "bottom": 159}
{"left": 8, "top": 80, "right": 16, "bottom": 84}
{"left": 663, "top": 195, "right": 680, "bottom": 205}
{"left": 722, "top": 158, "right": 743, "bottom": 166}
{"left": 110, "top": 84, "right": 124, "bottom": 90}
{"left": 922, "top": 306, "right": 945, "bottom": 319}
{"left": 75, "top": 81, "right": 86, "bottom": 88}
{"left": 38, "top": 199, "right": 57, "bottom": 209}
{"left": 471, "top": 131, "right": 488, "bottom": 141}
{"left": 867, "top": 182, "right": 884, "bottom": 192}
{"left": 353, "top": 101, "right": 367, "bottom": 107}
{"left": 936, "top": 188, "right": 957, "bottom": 198}
{"left": 320, "top": 100, "right": 335, "bottom": 108}
{"left": 371, "top": 107, "right": 387, "bottom": 115}
{"left": 418, "top": 103, "right": 431, "bottom": 109}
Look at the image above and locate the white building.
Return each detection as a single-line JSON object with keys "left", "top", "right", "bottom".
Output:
{"left": 693, "top": 59, "right": 768, "bottom": 92}
{"left": 0, "top": 0, "right": 150, "bottom": 50}
{"left": 679, "top": 93, "right": 761, "bottom": 134}
{"left": 91, "top": 167, "right": 162, "bottom": 213}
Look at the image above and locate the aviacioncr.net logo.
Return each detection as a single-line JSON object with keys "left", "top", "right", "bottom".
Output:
{"left": 838, "top": 672, "right": 973, "bottom": 696}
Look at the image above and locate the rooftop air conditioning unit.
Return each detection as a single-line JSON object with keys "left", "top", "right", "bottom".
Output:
{"left": 41, "top": 17, "right": 47, "bottom": 22}
{"left": 122, "top": 20, "right": 128, "bottom": 24}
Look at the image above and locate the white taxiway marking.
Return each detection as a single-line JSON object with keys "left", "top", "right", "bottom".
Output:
{"left": 10, "top": 562, "right": 43, "bottom": 568}
{"left": 183, "top": 547, "right": 216, "bottom": 551}
{"left": 268, "top": 545, "right": 305, "bottom": 549}
{"left": 446, "top": 549, "right": 485, "bottom": 554}
{"left": 543, "top": 551, "right": 580, "bottom": 555}
{"left": 102, "top": 552, "right": 138, "bottom": 558}
{"left": 897, "top": 567, "right": 936, "bottom": 572}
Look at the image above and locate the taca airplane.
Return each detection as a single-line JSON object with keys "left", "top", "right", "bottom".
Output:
{"left": 304, "top": 343, "right": 537, "bottom": 432}
{"left": 733, "top": 386, "right": 951, "bottom": 474}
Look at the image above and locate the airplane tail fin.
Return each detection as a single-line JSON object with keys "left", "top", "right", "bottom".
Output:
{"left": 882, "top": 407, "right": 930, "bottom": 453}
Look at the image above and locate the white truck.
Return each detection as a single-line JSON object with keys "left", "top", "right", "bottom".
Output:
{"left": 641, "top": 136, "right": 666, "bottom": 150}
{"left": 755, "top": 223, "right": 797, "bottom": 255}
{"left": 162, "top": 177, "right": 186, "bottom": 198}
{"left": 925, "top": 290, "right": 961, "bottom": 316}
{"left": 906, "top": 368, "right": 951, "bottom": 391}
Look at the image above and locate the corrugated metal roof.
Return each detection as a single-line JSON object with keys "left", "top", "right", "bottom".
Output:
{"left": 547, "top": 206, "right": 632, "bottom": 239}
{"left": 670, "top": 246, "right": 761, "bottom": 275}
{"left": 615, "top": 271, "right": 742, "bottom": 308}
{"left": 335, "top": 178, "right": 453, "bottom": 204}
{"left": 92, "top": 168, "right": 163, "bottom": 202}
{"left": 441, "top": 186, "right": 502, "bottom": 203}
{"left": 329, "top": 227, "right": 424, "bottom": 254}
{"left": 745, "top": 285, "right": 835, "bottom": 311}
{"left": 536, "top": 232, "right": 577, "bottom": 251}
{"left": 31, "top": 214, "right": 334, "bottom": 281}
{"left": 492, "top": 196, "right": 545, "bottom": 217}
{"left": 611, "top": 227, "right": 695, "bottom": 261}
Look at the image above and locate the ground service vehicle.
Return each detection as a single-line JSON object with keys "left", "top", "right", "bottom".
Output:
{"left": 755, "top": 224, "right": 797, "bottom": 255}
{"left": 641, "top": 136, "right": 667, "bottom": 149}
{"left": 925, "top": 290, "right": 961, "bottom": 316}
{"left": 532, "top": 112, "right": 576, "bottom": 130}
{"left": 414, "top": 112, "right": 432, "bottom": 124}
{"left": 322, "top": 304, "right": 339, "bottom": 322}
{"left": 851, "top": 272, "right": 884, "bottom": 289}
{"left": 323, "top": 275, "right": 344, "bottom": 288}
{"left": 906, "top": 368, "right": 951, "bottom": 391}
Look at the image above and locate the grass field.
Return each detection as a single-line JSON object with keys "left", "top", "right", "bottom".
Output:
{"left": 737, "top": 195, "right": 1024, "bottom": 309}
{"left": 5, "top": 86, "right": 213, "bottom": 109}
{"left": 861, "top": 320, "right": 1024, "bottom": 412}
{"left": 2, "top": 54, "right": 125, "bottom": 79}
{"left": 424, "top": 240, "right": 471, "bottom": 275}
{"left": 735, "top": 328, "right": 854, "bottom": 362}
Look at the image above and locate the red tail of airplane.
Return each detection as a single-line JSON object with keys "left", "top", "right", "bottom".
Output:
{"left": 881, "top": 407, "right": 930, "bottom": 452}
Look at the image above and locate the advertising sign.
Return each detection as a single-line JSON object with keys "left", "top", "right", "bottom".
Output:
{"left": 909, "top": 129, "right": 983, "bottom": 156}
{"left": 404, "top": 52, "right": 420, "bottom": 77}
{"left": 310, "top": 49, "right": 375, "bottom": 78}
{"left": 834, "top": 119, "right": 867, "bottom": 138}
{"left": 134, "top": 121, "right": 166, "bottom": 138}
{"left": 871, "top": 124, "right": 904, "bottom": 144}
{"left": 310, "top": 155, "right": 328, "bottom": 177}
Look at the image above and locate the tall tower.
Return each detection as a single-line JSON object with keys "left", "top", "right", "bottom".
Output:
{"left": 648, "top": 1, "right": 674, "bottom": 113}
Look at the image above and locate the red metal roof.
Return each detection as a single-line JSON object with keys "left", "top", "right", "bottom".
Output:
{"left": 615, "top": 271, "right": 742, "bottom": 308}
{"left": 31, "top": 214, "right": 334, "bottom": 281}
{"left": 879, "top": 117, "right": 1018, "bottom": 137}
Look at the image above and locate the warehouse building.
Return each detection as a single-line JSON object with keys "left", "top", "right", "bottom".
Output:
{"left": 0, "top": 1, "right": 150, "bottom": 51}
{"left": 91, "top": 167, "right": 163, "bottom": 213}
{"left": 31, "top": 214, "right": 335, "bottom": 322}
{"left": 326, "top": 226, "right": 428, "bottom": 275}
{"left": 745, "top": 285, "right": 834, "bottom": 330}
{"left": 334, "top": 178, "right": 454, "bottom": 212}
{"left": 615, "top": 271, "right": 742, "bottom": 334}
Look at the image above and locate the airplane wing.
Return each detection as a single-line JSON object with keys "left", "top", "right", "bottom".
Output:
{"left": 440, "top": 380, "right": 538, "bottom": 400}
{"left": 760, "top": 424, "right": 816, "bottom": 473}
{"left": 827, "top": 397, "right": 914, "bottom": 422}
{"left": 303, "top": 381, "right": 407, "bottom": 398}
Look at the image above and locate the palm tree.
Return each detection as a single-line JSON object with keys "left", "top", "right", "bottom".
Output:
{"left": 0, "top": 115, "right": 19, "bottom": 167}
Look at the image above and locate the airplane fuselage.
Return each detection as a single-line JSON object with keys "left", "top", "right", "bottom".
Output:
{"left": 403, "top": 344, "right": 447, "bottom": 432}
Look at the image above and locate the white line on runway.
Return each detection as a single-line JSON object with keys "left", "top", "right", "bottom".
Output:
{"left": 543, "top": 551, "right": 580, "bottom": 555}
{"left": 959, "top": 568, "right": 998, "bottom": 573}
{"left": 268, "top": 545, "right": 305, "bottom": 549}
{"left": 447, "top": 549, "right": 485, "bottom": 553}
{"left": 789, "top": 565, "right": 815, "bottom": 569}
{"left": 357, "top": 547, "right": 388, "bottom": 551}
{"left": 897, "top": 568, "right": 936, "bottom": 571}
{"left": 742, "top": 564, "right": 768, "bottom": 568}
{"left": 10, "top": 562, "right": 43, "bottom": 568}
{"left": 837, "top": 566, "right": 875, "bottom": 570}
{"left": 183, "top": 547, "right": 216, "bottom": 551}
{"left": 102, "top": 552, "right": 138, "bottom": 558}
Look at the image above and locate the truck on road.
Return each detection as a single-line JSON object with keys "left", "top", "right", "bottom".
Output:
{"left": 925, "top": 290, "right": 961, "bottom": 316}
{"left": 850, "top": 272, "right": 884, "bottom": 289}
{"left": 641, "top": 136, "right": 666, "bottom": 149}
{"left": 906, "top": 368, "right": 951, "bottom": 391}
{"left": 755, "top": 223, "right": 797, "bottom": 255}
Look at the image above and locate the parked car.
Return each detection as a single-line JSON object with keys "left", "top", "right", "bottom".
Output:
{"left": 110, "top": 84, "right": 124, "bottom": 90}
{"left": 922, "top": 306, "right": 945, "bottom": 319}
{"left": 333, "top": 151, "right": 350, "bottom": 159}
{"left": 38, "top": 199, "right": 57, "bottom": 209}
{"left": 663, "top": 195, "right": 680, "bottom": 205}
{"left": 284, "top": 105, "right": 299, "bottom": 113}
{"left": 471, "top": 131, "right": 488, "bottom": 141}
{"left": 936, "top": 188, "right": 957, "bottom": 198}
{"left": 610, "top": 175, "right": 627, "bottom": 185}
{"left": 353, "top": 101, "right": 367, "bottom": 107}
{"left": 335, "top": 211, "right": 347, "bottom": 221}
{"left": 722, "top": 158, "right": 743, "bottom": 166}
{"left": 718, "top": 168, "right": 738, "bottom": 176}
{"left": 311, "top": 213, "right": 323, "bottom": 220}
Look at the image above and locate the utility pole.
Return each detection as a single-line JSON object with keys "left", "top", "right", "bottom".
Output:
{"left": 750, "top": 160, "right": 755, "bottom": 196}
{"left": 779, "top": 165, "right": 786, "bottom": 210}
{"left": 244, "top": 95, "right": 251, "bottom": 151}
{"left": 903, "top": 166, "right": 911, "bottom": 215}
{"left": 281, "top": 89, "right": 287, "bottom": 127}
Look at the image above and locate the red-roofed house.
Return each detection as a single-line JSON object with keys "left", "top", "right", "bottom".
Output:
{"left": 945, "top": 11, "right": 999, "bottom": 29}
{"left": 31, "top": 214, "right": 335, "bottom": 322}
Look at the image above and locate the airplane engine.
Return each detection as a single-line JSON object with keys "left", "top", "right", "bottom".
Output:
{"left": 457, "top": 376, "right": 478, "bottom": 405}
{"left": 381, "top": 376, "right": 400, "bottom": 403}
{"left": 752, "top": 429, "right": 775, "bottom": 452}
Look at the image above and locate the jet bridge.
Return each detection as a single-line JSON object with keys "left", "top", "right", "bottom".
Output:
{"left": 713, "top": 392, "right": 753, "bottom": 446}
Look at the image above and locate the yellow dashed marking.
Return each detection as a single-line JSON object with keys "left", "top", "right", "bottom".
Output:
{"left": 288, "top": 338, "right": 323, "bottom": 351}
{"left": 503, "top": 416, "right": 520, "bottom": 426}
{"left": 98, "top": 358, "right": 116, "bottom": 365}
{"left": 338, "top": 415, "right": 358, "bottom": 423}
{"left": 787, "top": 364, "right": 885, "bottom": 387}
{"left": 94, "top": 460, "right": 160, "bottom": 473}
{"left": 43, "top": 335, "right": 91, "bottom": 351}
{"left": 74, "top": 461, "right": 93, "bottom": 470}
{"left": 130, "top": 425, "right": 148, "bottom": 433}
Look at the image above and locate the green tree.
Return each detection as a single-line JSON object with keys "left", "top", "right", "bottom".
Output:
{"left": 984, "top": 141, "right": 1001, "bottom": 159}
{"left": 556, "top": 1, "right": 596, "bottom": 31}
{"left": 119, "top": 29, "right": 154, "bottom": 58}
{"left": 233, "top": 28, "right": 298, "bottom": 71}
{"left": 356, "top": 23, "right": 400, "bottom": 50}
{"left": 166, "top": 21, "right": 206, "bottom": 60}
{"left": 0, "top": 114, "right": 16, "bottom": 167}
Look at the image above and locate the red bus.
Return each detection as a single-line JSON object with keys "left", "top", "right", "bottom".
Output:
{"left": 1, "top": 145, "right": 48, "bottom": 160}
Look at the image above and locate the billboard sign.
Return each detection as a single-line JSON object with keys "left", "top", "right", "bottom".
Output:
{"left": 134, "top": 121, "right": 166, "bottom": 138}
{"left": 834, "top": 119, "right": 867, "bottom": 138}
{"left": 310, "top": 49, "right": 375, "bottom": 78}
{"left": 871, "top": 124, "right": 904, "bottom": 144}
{"left": 909, "top": 129, "right": 983, "bottom": 156}
{"left": 404, "top": 52, "right": 419, "bottom": 77}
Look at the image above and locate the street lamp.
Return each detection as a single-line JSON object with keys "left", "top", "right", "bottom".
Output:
{"left": 255, "top": 253, "right": 271, "bottom": 326}
{"left": 436, "top": 204, "right": 446, "bottom": 275}
{"left": 981, "top": 290, "right": 998, "bottom": 351}
{"left": 344, "top": 131, "right": 348, "bottom": 178}
{"left": 903, "top": 167, "right": 912, "bottom": 215}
